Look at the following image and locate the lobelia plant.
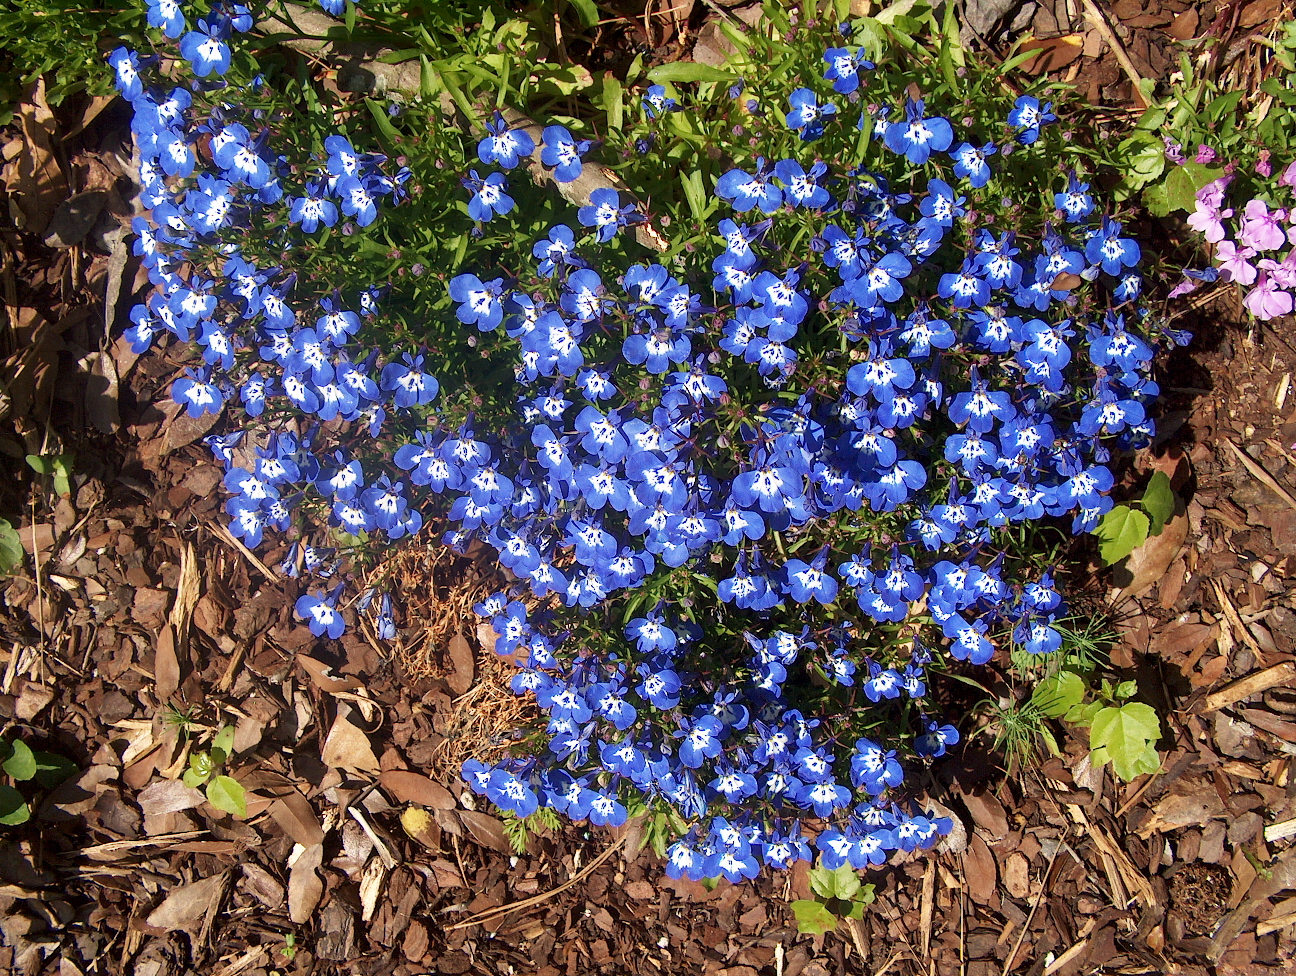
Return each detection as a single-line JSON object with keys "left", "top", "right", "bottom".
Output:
{"left": 115, "top": 0, "right": 1182, "bottom": 884}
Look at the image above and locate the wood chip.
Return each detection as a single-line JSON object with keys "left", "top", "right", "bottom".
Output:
{"left": 1202, "top": 662, "right": 1296, "bottom": 713}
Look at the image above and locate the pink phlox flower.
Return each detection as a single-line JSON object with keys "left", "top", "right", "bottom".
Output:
{"left": 1258, "top": 150, "right": 1272, "bottom": 178}
{"left": 1240, "top": 199, "right": 1289, "bottom": 251}
{"left": 1196, "top": 177, "right": 1230, "bottom": 210}
{"left": 1187, "top": 198, "right": 1231, "bottom": 244}
{"left": 1260, "top": 251, "right": 1296, "bottom": 290}
{"left": 1280, "top": 161, "right": 1296, "bottom": 189}
{"left": 1243, "top": 271, "right": 1294, "bottom": 320}
{"left": 1163, "top": 137, "right": 1185, "bottom": 164}
{"left": 1215, "top": 240, "right": 1258, "bottom": 286}
{"left": 1195, "top": 144, "right": 1216, "bottom": 164}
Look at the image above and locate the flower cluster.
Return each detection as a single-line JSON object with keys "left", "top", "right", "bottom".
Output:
{"left": 1185, "top": 162, "right": 1296, "bottom": 320}
{"left": 116, "top": 9, "right": 1178, "bottom": 880}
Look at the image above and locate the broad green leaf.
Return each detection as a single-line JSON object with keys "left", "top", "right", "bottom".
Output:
{"left": 1143, "top": 180, "right": 1172, "bottom": 218}
{"left": 1113, "top": 680, "right": 1139, "bottom": 701}
{"left": 0, "top": 786, "right": 29, "bottom": 826}
{"left": 31, "top": 752, "right": 77, "bottom": 789}
{"left": 646, "top": 63, "right": 738, "bottom": 85}
{"left": 809, "top": 863, "right": 860, "bottom": 901}
{"left": 2, "top": 740, "right": 36, "bottom": 781}
{"left": 212, "top": 726, "right": 236, "bottom": 761}
{"left": 0, "top": 520, "right": 23, "bottom": 575}
{"left": 1089, "top": 703, "right": 1162, "bottom": 782}
{"left": 1140, "top": 471, "right": 1175, "bottom": 535}
{"left": 206, "top": 775, "right": 247, "bottom": 818}
{"left": 791, "top": 899, "right": 837, "bottom": 935}
{"left": 189, "top": 751, "right": 214, "bottom": 780}
{"left": 564, "top": 0, "right": 599, "bottom": 29}
{"left": 182, "top": 767, "right": 207, "bottom": 789}
{"left": 1032, "top": 671, "right": 1086, "bottom": 719}
{"left": 1065, "top": 699, "right": 1105, "bottom": 727}
{"left": 1092, "top": 506, "right": 1150, "bottom": 566}
{"left": 602, "top": 75, "right": 623, "bottom": 133}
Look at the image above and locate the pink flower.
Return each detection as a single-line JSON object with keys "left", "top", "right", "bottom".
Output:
{"left": 1163, "top": 138, "right": 1185, "bottom": 164}
{"left": 1280, "top": 161, "right": 1296, "bottom": 189}
{"left": 1195, "top": 144, "right": 1216, "bottom": 164}
{"left": 1188, "top": 199, "right": 1232, "bottom": 244}
{"left": 1168, "top": 275, "right": 1201, "bottom": 298}
{"left": 1196, "top": 177, "right": 1230, "bottom": 210}
{"left": 1258, "top": 150, "right": 1272, "bottom": 178}
{"left": 1243, "top": 272, "right": 1294, "bottom": 320}
{"left": 1216, "top": 240, "right": 1258, "bottom": 285}
{"left": 1260, "top": 251, "right": 1296, "bottom": 290}
{"left": 1240, "top": 199, "right": 1289, "bottom": 251}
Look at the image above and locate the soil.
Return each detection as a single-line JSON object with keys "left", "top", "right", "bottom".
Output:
{"left": 3, "top": 1, "right": 1296, "bottom": 975}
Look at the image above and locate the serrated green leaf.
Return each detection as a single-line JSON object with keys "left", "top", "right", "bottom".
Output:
{"left": 1089, "top": 702, "right": 1161, "bottom": 782}
{"left": 205, "top": 775, "right": 247, "bottom": 818}
{"left": 0, "top": 786, "right": 29, "bottom": 825}
{"left": 1113, "top": 680, "right": 1139, "bottom": 701}
{"left": 1065, "top": 699, "right": 1104, "bottom": 727}
{"left": 1092, "top": 506, "right": 1150, "bottom": 566}
{"left": 791, "top": 899, "right": 838, "bottom": 935}
{"left": 2, "top": 740, "right": 36, "bottom": 781}
{"left": 1141, "top": 471, "right": 1175, "bottom": 535}
{"left": 1032, "top": 670, "right": 1086, "bottom": 719}
{"left": 0, "top": 520, "right": 23, "bottom": 575}
{"left": 646, "top": 63, "right": 738, "bottom": 85}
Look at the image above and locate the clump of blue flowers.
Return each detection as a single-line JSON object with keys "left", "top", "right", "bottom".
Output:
{"left": 117, "top": 5, "right": 1181, "bottom": 883}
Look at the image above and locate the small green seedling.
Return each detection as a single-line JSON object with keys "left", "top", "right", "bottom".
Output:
{"left": 500, "top": 805, "right": 561, "bottom": 854}
{"left": 25, "top": 454, "right": 73, "bottom": 499}
{"left": 182, "top": 725, "right": 247, "bottom": 818}
{"left": 791, "top": 862, "right": 876, "bottom": 935}
{"left": 0, "top": 738, "right": 78, "bottom": 825}
{"left": 1091, "top": 471, "right": 1176, "bottom": 566}
{"left": 1033, "top": 673, "right": 1162, "bottom": 782}
{"left": 0, "top": 520, "right": 23, "bottom": 575}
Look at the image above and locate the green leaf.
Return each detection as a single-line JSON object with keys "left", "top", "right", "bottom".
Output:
{"left": 1065, "top": 699, "right": 1104, "bottom": 727}
{"left": 791, "top": 899, "right": 838, "bottom": 935}
{"left": 1092, "top": 506, "right": 1150, "bottom": 566}
{"left": 2, "top": 740, "right": 36, "bottom": 781}
{"left": 1032, "top": 670, "right": 1086, "bottom": 719}
{"left": 0, "top": 786, "right": 29, "bottom": 826}
{"left": 602, "top": 75, "right": 623, "bottom": 133}
{"left": 0, "top": 520, "right": 23, "bottom": 575}
{"left": 1140, "top": 471, "right": 1175, "bottom": 535}
{"left": 646, "top": 63, "right": 738, "bottom": 85}
{"left": 1089, "top": 702, "right": 1162, "bottom": 782}
{"left": 809, "top": 862, "right": 861, "bottom": 901}
{"left": 365, "top": 98, "right": 403, "bottom": 151}
{"left": 212, "top": 726, "right": 236, "bottom": 762}
{"left": 182, "top": 766, "right": 207, "bottom": 789}
{"left": 30, "top": 752, "right": 77, "bottom": 789}
{"left": 205, "top": 775, "right": 247, "bottom": 818}
{"left": 564, "top": 0, "right": 599, "bottom": 29}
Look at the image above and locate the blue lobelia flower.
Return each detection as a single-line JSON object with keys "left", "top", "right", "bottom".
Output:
{"left": 715, "top": 158, "right": 783, "bottom": 214}
{"left": 1085, "top": 216, "right": 1141, "bottom": 276}
{"left": 950, "top": 141, "right": 996, "bottom": 188}
{"left": 462, "top": 170, "right": 514, "bottom": 222}
{"left": 1007, "top": 95, "right": 1057, "bottom": 145}
{"left": 822, "top": 46, "right": 874, "bottom": 94}
{"left": 784, "top": 88, "right": 837, "bottom": 141}
{"left": 147, "top": 0, "right": 185, "bottom": 38}
{"left": 642, "top": 84, "right": 677, "bottom": 119}
{"left": 448, "top": 273, "right": 505, "bottom": 331}
{"left": 295, "top": 589, "right": 346, "bottom": 639}
{"left": 1055, "top": 170, "right": 1095, "bottom": 223}
{"left": 577, "top": 188, "right": 642, "bottom": 243}
{"left": 477, "top": 111, "right": 535, "bottom": 169}
{"left": 883, "top": 98, "right": 953, "bottom": 165}
{"left": 773, "top": 159, "right": 830, "bottom": 209}
{"left": 540, "top": 125, "right": 592, "bottom": 183}
{"left": 179, "top": 16, "right": 232, "bottom": 77}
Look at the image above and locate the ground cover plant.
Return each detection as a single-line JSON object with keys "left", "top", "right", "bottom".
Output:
{"left": 113, "top": 0, "right": 1188, "bottom": 887}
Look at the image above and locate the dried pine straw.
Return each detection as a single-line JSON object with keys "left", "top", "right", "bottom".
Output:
{"left": 357, "top": 536, "right": 541, "bottom": 779}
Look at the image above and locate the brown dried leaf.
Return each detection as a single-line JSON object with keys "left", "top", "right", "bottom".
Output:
{"left": 960, "top": 790, "right": 1009, "bottom": 841}
{"left": 297, "top": 654, "right": 363, "bottom": 693}
{"left": 1114, "top": 512, "right": 1189, "bottom": 602}
{"left": 240, "top": 863, "right": 285, "bottom": 911}
{"left": 379, "top": 771, "right": 455, "bottom": 809}
{"left": 137, "top": 779, "right": 206, "bottom": 817}
{"left": 1018, "top": 34, "right": 1084, "bottom": 74}
{"left": 458, "top": 810, "right": 513, "bottom": 854}
{"left": 321, "top": 703, "right": 380, "bottom": 773}
{"left": 446, "top": 633, "right": 475, "bottom": 695}
{"left": 268, "top": 792, "right": 326, "bottom": 847}
{"left": 85, "top": 351, "right": 120, "bottom": 435}
{"left": 155, "top": 624, "right": 180, "bottom": 703}
{"left": 1003, "top": 852, "right": 1031, "bottom": 900}
{"left": 963, "top": 833, "right": 997, "bottom": 905}
{"left": 1136, "top": 787, "right": 1227, "bottom": 838}
{"left": 146, "top": 873, "right": 225, "bottom": 933}
{"left": 287, "top": 843, "right": 324, "bottom": 924}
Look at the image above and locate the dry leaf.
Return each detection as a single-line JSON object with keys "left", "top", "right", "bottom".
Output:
{"left": 1136, "top": 787, "right": 1227, "bottom": 838}
{"left": 268, "top": 792, "right": 326, "bottom": 847}
{"left": 1018, "top": 34, "right": 1084, "bottom": 74}
{"left": 84, "top": 351, "right": 120, "bottom": 435}
{"left": 1003, "top": 852, "right": 1031, "bottom": 900}
{"left": 446, "top": 633, "right": 475, "bottom": 695}
{"left": 321, "top": 703, "right": 380, "bottom": 773}
{"left": 960, "top": 789, "right": 1009, "bottom": 841}
{"left": 155, "top": 624, "right": 180, "bottom": 703}
{"left": 138, "top": 779, "right": 207, "bottom": 817}
{"left": 287, "top": 843, "right": 324, "bottom": 924}
{"left": 379, "top": 771, "right": 455, "bottom": 810}
{"left": 297, "top": 655, "right": 363, "bottom": 693}
{"left": 963, "top": 833, "right": 997, "bottom": 904}
{"left": 457, "top": 810, "right": 513, "bottom": 854}
{"left": 1114, "top": 511, "right": 1189, "bottom": 602}
{"left": 240, "top": 863, "right": 285, "bottom": 911}
{"left": 146, "top": 873, "right": 225, "bottom": 933}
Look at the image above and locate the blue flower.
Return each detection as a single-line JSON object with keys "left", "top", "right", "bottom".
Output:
{"left": 715, "top": 159, "right": 782, "bottom": 213}
{"left": 296, "top": 590, "right": 346, "bottom": 639}
{"left": 1008, "top": 95, "right": 1056, "bottom": 144}
{"left": 883, "top": 98, "right": 953, "bottom": 165}
{"left": 477, "top": 112, "right": 535, "bottom": 169}
{"left": 823, "top": 46, "right": 874, "bottom": 94}
{"left": 642, "top": 84, "right": 677, "bottom": 119}
{"left": 1085, "top": 216, "right": 1141, "bottom": 276}
{"left": 172, "top": 368, "right": 224, "bottom": 418}
{"left": 462, "top": 170, "right": 514, "bottom": 222}
{"left": 449, "top": 274, "right": 505, "bottom": 331}
{"left": 147, "top": 0, "right": 185, "bottom": 38}
{"left": 950, "top": 141, "right": 996, "bottom": 187}
{"left": 577, "top": 188, "right": 642, "bottom": 243}
{"left": 179, "top": 17, "right": 231, "bottom": 77}
{"left": 784, "top": 88, "right": 837, "bottom": 140}
{"left": 540, "top": 125, "right": 591, "bottom": 183}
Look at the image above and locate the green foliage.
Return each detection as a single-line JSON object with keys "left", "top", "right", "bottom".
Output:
{"left": 1091, "top": 471, "right": 1177, "bottom": 566}
{"left": 25, "top": 453, "right": 73, "bottom": 499}
{"left": 0, "top": 520, "right": 24, "bottom": 575}
{"left": 0, "top": 737, "right": 78, "bottom": 826}
{"left": 205, "top": 775, "right": 248, "bottom": 818}
{"left": 179, "top": 725, "right": 247, "bottom": 817}
{"left": 791, "top": 862, "right": 876, "bottom": 934}
{"left": 500, "top": 805, "right": 562, "bottom": 854}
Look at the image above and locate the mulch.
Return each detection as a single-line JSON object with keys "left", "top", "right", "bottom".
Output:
{"left": 2, "top": 1, "right": 1296, "bottom": 974}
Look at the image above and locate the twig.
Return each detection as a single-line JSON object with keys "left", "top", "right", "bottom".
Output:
{"left": 447, "top": 833, "right": 627, "bottom": 929}
{"left": 1223, "top": 439, "right": 1296, "bottom": 513}
{"left": 1201, "top": 661, "right": 1296, "bottom": 713}
{"left": 211, "top": 522, "right": 280, "bottom": 580}
{"left": 1079, "top": 0, "right": 1151, "bottom": 109}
